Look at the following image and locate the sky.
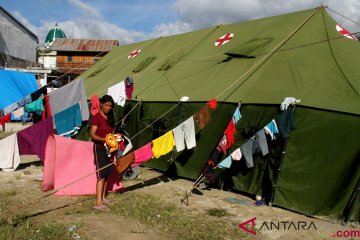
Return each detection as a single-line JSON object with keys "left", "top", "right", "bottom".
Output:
{"left": 1, "top": 0, "right": 359, "bottom": 45}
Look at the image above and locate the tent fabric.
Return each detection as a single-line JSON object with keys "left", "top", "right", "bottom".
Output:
{"left": 77, "top": 7, "right": 360, "bottom": 222}
{"left": 17, "top": 117, "right": 54, "bottom": 161}
{"left": 0, "top": 70, "right": 38, "bottom": 110}
{"left": 81, "top": 8, "right": 360, "bottom": 115}
{"left": 273, "top": 107, "right": 360, "bottom": 220}
{"left": 0, "top": 133, "right": 20, "bottom": 171}
{"left": 43, "top": 134, "right": 123, "bottom": 195}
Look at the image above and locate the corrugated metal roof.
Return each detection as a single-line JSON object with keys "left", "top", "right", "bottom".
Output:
{"left": 51, "top": 39, "right": 119, "bottom": 52}
{"left": 0, "top": 6, "right": 39, "bottom": 42}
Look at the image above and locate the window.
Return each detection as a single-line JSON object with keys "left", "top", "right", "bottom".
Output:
{"left": 67, "top": 55, "right": 73, "bottom": 62}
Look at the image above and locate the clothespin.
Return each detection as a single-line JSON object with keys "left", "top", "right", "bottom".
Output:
{"left": 238, "top": 101, "right": 242, "bottom": 108}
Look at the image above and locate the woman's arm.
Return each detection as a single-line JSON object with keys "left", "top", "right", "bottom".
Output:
{"left": 89, "top": 125, "right": 105, "bottom": 143}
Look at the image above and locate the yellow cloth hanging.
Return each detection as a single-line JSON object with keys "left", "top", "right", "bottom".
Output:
{"left": 151, "top": 131, "right": 175, "bottom": 158}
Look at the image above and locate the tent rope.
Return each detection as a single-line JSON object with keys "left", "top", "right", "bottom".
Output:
{"left": 129, "top": 102, "right": 182, "bottom": 141}
{"left": 132, "top": 26, "right": 219, "bottom": 99}
{"left": 3, "top": 101, "right": 181, "bottom": 219}
{"left": 3, "top": 160, "right": 115, "bottom": 218}
{"left": 327, "top": 7, "right": 360, "bottom": 26}
{"left": 94, "top": 27, "right": 218, "bottom": 98}
{"left": 180, "top": 29, "right": 360, "bottom": 64}
{"left": 114, "top": 99, "right": 143, "bottom": 129}
{"left": 319, "top": 9, "right": 360, "bottom": 98}
{"left": 215, "top": 7, "right": 322, "bottom": 101}
{"left": 53, "top": 50, "right": 107, "bottom": 82}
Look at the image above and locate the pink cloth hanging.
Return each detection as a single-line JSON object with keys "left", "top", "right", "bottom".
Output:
{"left": 43, "top": 134, "right": 123, "bottom": 195}
{"left": 133, "top": 143, "right": 153, "bottom": 166}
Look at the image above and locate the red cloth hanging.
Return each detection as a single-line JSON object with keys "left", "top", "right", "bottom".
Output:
{"left": 0, "top": 114, "right": 11, "bottom": 126}
{"left": 90, "top": 95, "right": 100, "bottom": 116}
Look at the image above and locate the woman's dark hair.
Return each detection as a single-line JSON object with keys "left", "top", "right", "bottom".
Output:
{"left": 100, "top": 95, "right": 115, "bottom": 127}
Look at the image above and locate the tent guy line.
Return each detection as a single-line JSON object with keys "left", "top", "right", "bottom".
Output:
{"left": 217, "top": 7, "right": 320, "bottom": 101}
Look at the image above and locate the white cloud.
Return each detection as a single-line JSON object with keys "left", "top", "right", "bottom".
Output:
{"left": 11, "top": 11, "right": 39, "bottom": 36}
{"left": 151, "top": 0, "right": 360, "bottom": 37}
{"left": 68, "top": 0, "right": 102, "bottom": 19}
{"left": 19, "top": 0, "right": 147, "bottom": 45}
{"left": 151, "top": 21, "right": 191, "bottom": 38}
{"left": 9, "top": 0, "right": 360, "bottom": 45}
{"left": 35, "top": 19, "right": 146, "bottom": 44}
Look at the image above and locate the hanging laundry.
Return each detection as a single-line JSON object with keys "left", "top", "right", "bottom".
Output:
{"left": 202, "top": 160, "right": 217, "bottom": 183}
{"left": 152, "top": 131, "right": 175, "bottom": 158}
{"left": 44, "top": 95, "right": 52, "bottom": 118}
{"left": 217, "top": 119, "right": 236, "bottom": 154}
{"left": 232, "top": 106, "right": 242, "bottom": 124}
{"left": 48, "top": 78, "right": 89, "bottom": 121}
{"left": 54, "top": 103, "right": 82, "bottom": 137}
{"left": 17, "top": 117, "right": 53, "bottom": 162}
{"left": 24, "top": 98, "right": 44, "bottom": 115}
{"left": 13, "top": 107, "right": 25, "bottom": 118}
{"left": 31, "top": 86, "right": 47, "bottom": 101}
{"left": 90, "top": 95, "right": 100, "bottom": 116}
{"left": 125, "top": 77, "right": 134, "bottom": 100}
{"left": 0, "top": 114, "right": 11, "bottom": 126}
{"left": 276, "top": 105, "right": 295, "bottom": 138}
{"left": 230, "top": 148, "right": 242, "bottom": 161}
{"left": 107, "top": 81, "right": 126, "bottom": 106}
{"left": 207, "top": 98, "right": 217, "bottom": 109}
{"left": 172, "top": 116, "right": 196, "bottom": 152}
{"left": 264, "top": 119, "right": 279, "bottom": 140}
{"left": 280, "top": 97, "right": 300, "bottom": 110}
{"left": 0, "top": 133, "right": 20, "bottom": 171}
{"left": 122, "top": 135, "right": 133, "bottom": 156}
{"left": 218, "top": 155, "right": 232, "bottom": 169}
{"left": 116, "top": 152, "right": 135, "bottom": 177}
{"left": 194, "top": 105, "right": 211, "bottom": 129}
{"left": 133, "top": 143, "right": 154, "bottom": 166}
{"left": 3, "top": 95, "right": 32, "bottom": 115}
{"left": 240, "top": 129, "right": 269, "bottom": 168}
{"left": 43, "top": 134, "right": 123, "bottom": 195}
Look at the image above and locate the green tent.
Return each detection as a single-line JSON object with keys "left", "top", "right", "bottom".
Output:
{"left": 79, "top": 7, "right": 360, "bottom": 223}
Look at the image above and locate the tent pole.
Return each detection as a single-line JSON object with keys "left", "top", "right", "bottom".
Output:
{"left": 268, "top": 136, "right": 289, "bottom": 207}
{"left": 344, "top": 181, "right": 360, "bottom": 226}
{"left": 269, "top": 106, "right": 297, "bottom": 206}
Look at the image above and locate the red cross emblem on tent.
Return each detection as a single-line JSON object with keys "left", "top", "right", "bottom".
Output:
{"left": 336, "top": 24, "right": 357, "bottom": 40}
{"left": 128, "top": 49, "right": 141, "bottom": 59}
{"left": 215, "top": 33, "right": 234, "bottom": 46}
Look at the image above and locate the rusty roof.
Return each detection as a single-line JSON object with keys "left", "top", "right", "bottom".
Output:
{"left": 51, "top": 39, "right": 119, "bottom": 52}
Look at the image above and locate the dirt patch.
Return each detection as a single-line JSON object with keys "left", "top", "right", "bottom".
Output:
{"left": 0, "top": 159, "right": 358, "bottom": 240}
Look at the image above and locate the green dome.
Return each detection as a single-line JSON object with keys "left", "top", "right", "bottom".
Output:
{"left": 45, "top": 23, "right": 66, "bottom": 48}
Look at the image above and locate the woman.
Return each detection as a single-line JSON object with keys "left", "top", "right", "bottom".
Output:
{"left": 89, "top": 95, "right": 115, "bottom": 210}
